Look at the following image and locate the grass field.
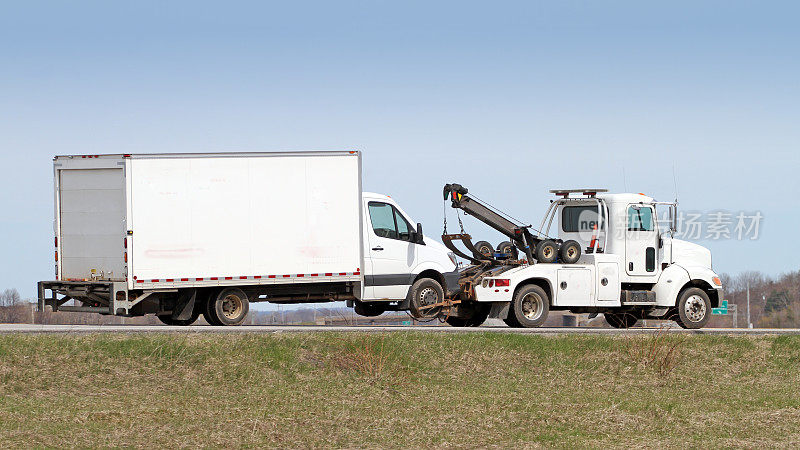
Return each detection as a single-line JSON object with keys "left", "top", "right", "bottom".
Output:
{"left": 1, "top": 332, "right": 799, "bottom": 448}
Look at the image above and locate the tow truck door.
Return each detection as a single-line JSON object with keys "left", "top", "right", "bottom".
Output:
{"left": 625, "top": 204, "right": 658, "bottom": 276}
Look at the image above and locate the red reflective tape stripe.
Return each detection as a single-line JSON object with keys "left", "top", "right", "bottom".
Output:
{"left": 224, "top": 277, "right": 233, "bottom": 280}
{"left": 310, "top": 273, "right": 318, "bottom": 277}
{"left": 297, "top": 274, "right": 304, "bottom": 277}
{"left": 181, "top": 278, "right": 189, "bottom": 281}
{"left": 353, "top": 271, "right": 361, "bottom": 275}
{"left": 325, "top": 273, "right": 333, "bottom": 276}
{"left": 339, "top": 272, "right": 347, "bottom": 276}
{"left": 165, "top": 279, "right": 174, "bottom": 282}
{"left": 239, "top": 276, "right": 247, "bottom": 279}
{"left": 283, "top": 275, "right": 291, "bottom": 278}
{"left": 136, "top": 280, "right": 144, "bottom": 283}
{"left": 254, "top": 276, "right": 261, "bottom": 279}
{"left": 151, "top": 279, "right": 159, "bottom": 282}
{"left": 210, "top": 277, "right": 218, "bottom": 280}
{"left": 196, "top": 278, "right": 204, "bottom": 281}
{"left": 268, "top": 275, "right": 276, "bottom": 278}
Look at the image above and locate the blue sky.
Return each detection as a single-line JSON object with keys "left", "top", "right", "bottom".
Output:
{"left": 1, "top": 1, "right": 798, "bottom": 299}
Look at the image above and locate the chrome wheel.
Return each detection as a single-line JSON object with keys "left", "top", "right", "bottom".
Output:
{"left": 520, "top": 292, "right": 544, "bottom": 321}
{"left": 684, "top": 294, "right": 707, "bottom": 323}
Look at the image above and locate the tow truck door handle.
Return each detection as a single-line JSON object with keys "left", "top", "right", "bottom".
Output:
{"left": 372, "top": 246, "right": 384, "bottom": 251}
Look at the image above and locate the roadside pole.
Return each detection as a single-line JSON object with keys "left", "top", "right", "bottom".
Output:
{"left": 747, "top": 281, "right": 752, "bottom": 329}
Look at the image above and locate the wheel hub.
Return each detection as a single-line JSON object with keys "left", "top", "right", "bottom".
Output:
{"left": 521, "top": 293, "right": 543, "bottom": 320}
{"left": 221, "top": 294, "right": 243, "bottom": 320}
{"left": 684, "top": 295, "right": 707, "bottom": 322}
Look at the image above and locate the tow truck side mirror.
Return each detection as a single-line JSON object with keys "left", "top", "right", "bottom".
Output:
{"left": 415, "top": 223, "right": 425, "bottom": 245}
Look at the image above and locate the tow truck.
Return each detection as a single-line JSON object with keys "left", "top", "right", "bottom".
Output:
{"left": 440, "top": 184, "right": 723, "bottom": 329}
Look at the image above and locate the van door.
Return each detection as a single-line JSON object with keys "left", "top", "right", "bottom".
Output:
{"left": 363, "top": 201, "right": 418, "bottom": 300}
{"left": 625, "top": 204, "right": 658, "bottom": 276}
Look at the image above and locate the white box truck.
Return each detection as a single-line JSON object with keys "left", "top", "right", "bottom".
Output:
{"left": 38, "top": 151, "right": 459, "bottom": 325}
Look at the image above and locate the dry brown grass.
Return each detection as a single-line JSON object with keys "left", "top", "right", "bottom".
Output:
{"left": 0, "top": 332, "right": 799, "bottom": 448}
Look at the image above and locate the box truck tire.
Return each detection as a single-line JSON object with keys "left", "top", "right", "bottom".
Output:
{"left": 206, "top": 288, "right": 249, "bottom": 326}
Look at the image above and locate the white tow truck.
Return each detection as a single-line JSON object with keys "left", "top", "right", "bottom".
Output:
{"left": 440, "top": 185, "right": 723, "bottom": 329}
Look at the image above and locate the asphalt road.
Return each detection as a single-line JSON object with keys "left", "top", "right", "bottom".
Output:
{"left": 1, "top": 324, "right": 799, "bottom": 334}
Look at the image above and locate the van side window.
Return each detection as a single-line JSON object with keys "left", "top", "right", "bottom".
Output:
{"left": 368, "top": 202, "right": 414, "bottom": 241}
{"left": 368, "top": 202, "right": 398, "bottom": 239}
{"left": 628, "top": 206, "right": 654, "bottom": 231}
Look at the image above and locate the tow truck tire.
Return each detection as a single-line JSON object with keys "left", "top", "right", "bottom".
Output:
{"left": 676, "top": 288, "right": 711, "bottom": 329}
{"left": 473, "top": 241, "right": 494, "bottom": 258}
{"left": 408, "top": 278, "right": 445, "bottom": 319}
{"left": 207, "top": 288, "right": 249, "bottom": 326}
{"left": 604, "top": 312, "right": 638, "bottom": 328}
{"left": 509, "top": 284, "right": 550, "bottom": 328}
{"left": 497, "top": 241, "right": 514, "bottom": 256}
{"left": 535, "top": 240, "right": 558, "bottom": 264}
{"left": 559, "top": 240, "right": 581, "bottom": 264}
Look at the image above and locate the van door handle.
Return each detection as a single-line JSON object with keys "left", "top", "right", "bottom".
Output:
{"left": 372, "top": 246, "right": 384, "bottom": 251}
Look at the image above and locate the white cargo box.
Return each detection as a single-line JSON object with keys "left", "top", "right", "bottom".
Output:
{"left": 54, "top": 152, "right": 363, "bottom": 290}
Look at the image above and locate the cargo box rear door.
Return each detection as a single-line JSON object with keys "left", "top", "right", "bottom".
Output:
{"left": 58, "top": 167, "right": 126, "bottom": 280}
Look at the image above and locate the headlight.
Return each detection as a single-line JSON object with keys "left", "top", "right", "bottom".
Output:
{"left": 448, "top": 252, "right": 457, "bottom": 266}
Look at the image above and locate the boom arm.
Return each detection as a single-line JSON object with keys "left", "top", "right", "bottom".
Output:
{"left": 443, "top": 183, "right": 537, "bottom": 263}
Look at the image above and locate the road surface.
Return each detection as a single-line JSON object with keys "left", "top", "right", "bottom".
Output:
{"left": 1, "top": 324, "right": 799, "bottom": 334}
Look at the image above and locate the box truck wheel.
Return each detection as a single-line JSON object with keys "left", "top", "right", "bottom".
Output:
{"left": 675, "top": 288, "right": 711, "bottom": 329}
{"left": 535, "top": 240, "right": 557, "bottom": 264}
{"left": 508, "top": 284, "right": 550, "bottom": 328}
{"left": 408, "top": 278, "right": 444, "bottom": 319}
{"left": 206, "top": 288, "right": 249, "bottom": 326}
{"left": 558, "top": 240, "right": 581, "bottom": 264}
{"left": 604, "top": 312, "right": 638, "bottom": 328}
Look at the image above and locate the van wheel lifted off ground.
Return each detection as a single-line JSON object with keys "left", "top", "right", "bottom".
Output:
{"left": 505, "top": 284, "right": 550, "bottom": 328}
{"left": 675, "top": 288, "right": 711, "bottom": 329}
{"left": 204, "top": 288, "right": 249, "bottom": 326}
{"left": 408, "top": 278, "right": 445, "bottom": 319}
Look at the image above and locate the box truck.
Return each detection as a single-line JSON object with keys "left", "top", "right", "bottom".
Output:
{"left": 38, "top": 151, "right": 458, "bottom": 325}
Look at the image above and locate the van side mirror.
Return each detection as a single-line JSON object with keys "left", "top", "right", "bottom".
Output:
{"left": 415, "top": 223, "right": 425, "bottom": 245}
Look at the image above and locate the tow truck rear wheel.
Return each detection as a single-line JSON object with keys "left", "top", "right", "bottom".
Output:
{"left": 535, "top": 240, "right": 557, "bottom": 264}
{"left": 676, "top": 288, "right": 711, "bottom": 329}
{"left": 604, "top": 312, "right": 638, "bottom": 328}
{"left": 507, "top": 284, "right": 550, "bottom": 328}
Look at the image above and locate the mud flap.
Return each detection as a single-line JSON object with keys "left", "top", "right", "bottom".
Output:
{"left": 489, "top": 302, "right": 510, "bottom": 320}
{"left": 172, "top": 290, "right": 196, "bottom": 320}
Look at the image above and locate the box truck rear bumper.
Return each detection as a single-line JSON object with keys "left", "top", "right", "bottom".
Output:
{"left": 38, "top": 280, "right": 130, "bottom": 315}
